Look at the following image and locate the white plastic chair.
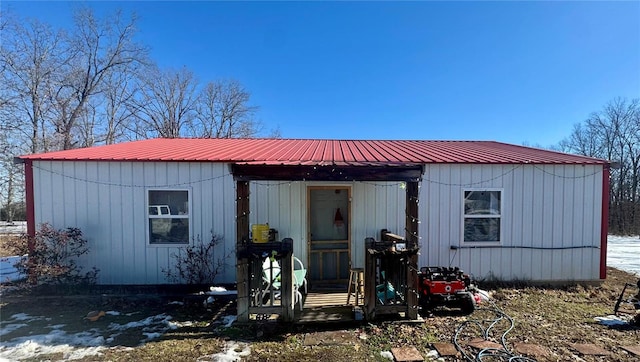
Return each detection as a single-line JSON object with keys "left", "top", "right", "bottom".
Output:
{"left": 293, "top": 256, "right": 308, "bottom": 294}
{"left": 261, "top": 257, "right": 281, "bottom": 302}
{"left": 293, "top": 256, "right": 308, "bottom": 311}
{"left": 260, "top": 256, "right": 307, "bottom": 311}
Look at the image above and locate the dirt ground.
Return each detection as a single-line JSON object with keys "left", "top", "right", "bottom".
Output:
{"left": 0, "top": 234, "right": 21, "bottom": 257}
{"left": 1, "top": 267, "right": 639, "bottom": 361}
{"left": 1, "top": 231, "right": 639, "bottom": 360}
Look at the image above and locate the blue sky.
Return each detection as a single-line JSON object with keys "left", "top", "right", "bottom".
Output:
{"left": 4, "top": 1, "right": 639, "bottom": 147}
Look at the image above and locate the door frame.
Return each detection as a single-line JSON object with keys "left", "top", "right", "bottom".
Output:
{"left": 306, "top": 185, "right": 352, "bottom": 286}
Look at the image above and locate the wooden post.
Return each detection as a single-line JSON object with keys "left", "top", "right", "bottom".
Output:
{"left": 364, "top": 238, "right": 377, "bottom": 320}
{"left": 236, "top": 181, "right": 250, "bottom": 322}
{"left": 280, "top": 252, "right": 294, "bottom": 321}
{"left": 405, "top": 181, "right": 419, "bottom": 320}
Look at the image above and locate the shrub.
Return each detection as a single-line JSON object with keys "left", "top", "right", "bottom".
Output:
{"left": 162, "top": 234, "right": 231, "bottom": 284}
{"left": 11, "top": 223, "right": 99, "bottom": 285}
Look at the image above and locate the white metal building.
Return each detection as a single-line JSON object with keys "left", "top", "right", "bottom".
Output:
{"left": 17, "top": 138, "right": 610, "bottom": 285}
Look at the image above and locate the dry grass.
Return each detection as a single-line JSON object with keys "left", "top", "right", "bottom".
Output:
{"left": 0, "top": 234, "right": 22, "bottom": 257}
{"left": 0, "top": 268, "right": 638, "bottom": 361}
{"left": 418, "top": 267, "right": 640, "bottom": 361}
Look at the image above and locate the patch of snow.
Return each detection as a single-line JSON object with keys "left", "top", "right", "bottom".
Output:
{"left": 0, "top": 255, "right": 27, "bottom": 283}
{"left": 9, "top": 313, "right": 34, "bottom": 321}
{"left": 168, "top": 300, "right": 184, "bottom": 305}
{"left": 105, "top": 311, "right": 120, "bottom": 316}
{"left": 142, "top": 332, "right": 162, "bottom": 341}
{"left": 608, "top": 235, "right": 640, "bottom": 276}
{"left": 46, "top": 324, "right": 66, "bottom": 330}
{"left": 0, "top": 330, "right": 107, "bottom": 361}
{"left": 0, "top": 324, "right": 28, "bottom": 337}
{"left": 0, "top": 222, "right": 26, "bottom": 234}
{"left": 206, "top": 286, "right": 237, "bottom": 296}
{"left": 168, "top": 320, "right": 194, "bottom": 329}
{"left": 426, "top": 349, "right": 439, "bottom": 359}
{"left": 108, "top": 313, "right": 172, "bottom": 331}
{"left": 0, "top": 312, "right": 178, "bottom": 361}
{"left": 202, "top": 341, "right": 250, "bottom": 362}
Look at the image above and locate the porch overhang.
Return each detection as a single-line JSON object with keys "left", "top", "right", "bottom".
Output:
{"left": 231, "top": 164, "right": 423, "bottom": 182}
{"left": 234, "top": 162, "right": 422, "bottom": 323}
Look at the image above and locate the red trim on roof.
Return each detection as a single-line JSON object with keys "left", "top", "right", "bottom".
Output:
{"left": 600, "top": 166, "right": 610, "bottom": 280}
{"left": 18, "top": 138, "right": 609, "bottom": 165}
{"left": 24, "top": 160, "right": 36, "bottom": 238}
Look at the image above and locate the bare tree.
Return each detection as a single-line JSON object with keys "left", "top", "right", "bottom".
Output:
{"left": 192, "top": 79, "right": 260, "bottom": 138}
{"left": 75, "top": 69, "right": 139, "bottom": 147}
{"left": 0, "top": 16, "right": 63, "bottom": 153}
{"left": 128, "top": 66, "right": 199, "bottom": 139}
{"left": 100, "top": 69, "right": 140, "bottom": 144}
{"left": 0, "top": 6, "right": 267, "bottom": 221}
{"left": 52, "top": 7, "right": 145, "bottom": 149}
{"left": 560, "top": 97, "right": 640, "bottom": 235}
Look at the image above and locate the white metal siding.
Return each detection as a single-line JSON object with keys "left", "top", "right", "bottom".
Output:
{"left": 32, "top": 160, "right": 603, "bottom": 284}
{"left": 32, "top": 161, "right": 237, "bottom": 284}
{"left": 420, "top": 164, "right": 603, "bottom": 282}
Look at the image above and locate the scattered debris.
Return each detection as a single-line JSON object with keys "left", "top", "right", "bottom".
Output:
{"left": 84, "top": 311, "right": 106, "bottom": 322}
{"left": 425, "top": 349, "right": 439, "bottom": 360}
{"left": 222, "top": 315, "right": 236, "bottom": 328}
{"left": 379, "top": 350, "right": 394, "bottom": 360}
{"left": 614, "top": 279, "right": 640, "bottom": 315}
{"left": 203, "top": 296, "right": 215, "bottom": 307}
{"left": 594, "top": 315, "right": 629, "bottom": 327}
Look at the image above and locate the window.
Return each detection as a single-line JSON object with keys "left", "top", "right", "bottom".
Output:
{"left": 147, "top": 189, "right": 190, "bottom": 244}
{"left": 463, "top": 189, "right": 501, "bottom": 243}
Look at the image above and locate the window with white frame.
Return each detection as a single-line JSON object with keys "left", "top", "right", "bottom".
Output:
{"left": 147, "top": 189, "right": 190, "bottom": 244}
{"left": 463, "top": 189, "right": 501, "bottom": 243}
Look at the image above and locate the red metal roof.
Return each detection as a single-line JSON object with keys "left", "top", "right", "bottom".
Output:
{"left": 18, "top": 138, "right": 608, "bottom": 165}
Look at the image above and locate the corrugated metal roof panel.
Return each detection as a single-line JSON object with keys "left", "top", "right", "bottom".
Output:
{"left": 18, "top": 138, "right": 608, "bottom": 165}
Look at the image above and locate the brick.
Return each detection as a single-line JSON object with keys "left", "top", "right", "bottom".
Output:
{"left": 513, "top": 343, "right": 550, "bottom": 358}
{"left": 571, "top": 343, "right": 611, "bottom": 355}
{"left": 621, "top": 345, "right": 640, "bottom": 356}
{"left": 432, "top": 342, "right": 459, "bottom": 356}
{"left": 467, "top": 337, "right": 503, "bottom": 350}
{"left": 391, "top": 346, "right": 424, "bottom": 361}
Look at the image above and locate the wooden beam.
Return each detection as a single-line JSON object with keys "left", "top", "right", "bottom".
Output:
{"left": 364, "top": 238, "right": 377, "bottom": 320}
{"left": 280, "top": 253, "right": 294, "bottom": 322}
{"left": 232, "top": 164, "right": 423, "bottom": 182}
{"left": 405, "top": 181, "right": 419, "bottom": 320}
{"left": 405, "top": 181, "right": 419, "bottom": 249}
{"left": 381, "top": 229, "right": 406, "bottom": 243}
{"left": 236, "top": 181, "right": 250, "bottom": 322}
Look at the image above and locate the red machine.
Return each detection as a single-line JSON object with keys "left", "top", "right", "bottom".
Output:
{"left": 418, "top": 266, "right": 476, "bottom": 315}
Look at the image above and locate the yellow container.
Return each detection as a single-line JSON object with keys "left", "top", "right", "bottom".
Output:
{"left": 252, "top": 224, "right": 270, "bottom": 243}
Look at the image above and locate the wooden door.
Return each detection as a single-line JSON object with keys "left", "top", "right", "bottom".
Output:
{"left": 308, "top": 186, "right": 351, "bottom": 287}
